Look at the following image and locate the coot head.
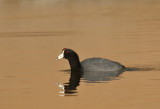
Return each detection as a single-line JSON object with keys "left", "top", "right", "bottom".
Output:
{"left": 57, "top": 48, "right": 78, "bottom": 60}
{"left": 57, "top": 48, "right": 81, "bottom": 69}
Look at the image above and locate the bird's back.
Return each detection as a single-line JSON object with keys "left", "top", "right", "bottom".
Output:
{"left": 81, "top": 58, "right": 125, "bottom": 72}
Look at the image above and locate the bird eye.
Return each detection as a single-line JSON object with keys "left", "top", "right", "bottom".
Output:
{"left": 65, "top": 51, "right": 69, "bottom": 53}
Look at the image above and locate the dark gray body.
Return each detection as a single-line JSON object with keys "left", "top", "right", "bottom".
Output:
{"left": 81, "top": 58, "right": 125, "bottom": 72}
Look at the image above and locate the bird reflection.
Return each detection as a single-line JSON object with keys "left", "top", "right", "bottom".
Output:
{"left": 82, "top": 70, "right": 124, "bottom": 82}
{"left": 58, "top": 68, "right": 125, "bottom": 96}
{"left": 57, "top": 65, "right": 159, "bottom": 96}
{"left": 58, "top": 69, "right": 83, "bottom": 95}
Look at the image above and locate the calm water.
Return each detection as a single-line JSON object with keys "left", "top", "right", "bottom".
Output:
{"left": 0, "top": 0, "right": 160, "bottom": 109}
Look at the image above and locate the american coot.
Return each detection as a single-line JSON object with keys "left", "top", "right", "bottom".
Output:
{"left": 57, "top": 48, "right": 125, "bottom": 72}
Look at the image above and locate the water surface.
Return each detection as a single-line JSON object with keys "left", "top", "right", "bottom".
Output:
{"left": 0, "top": 0, "right": 160, "bottom": 109}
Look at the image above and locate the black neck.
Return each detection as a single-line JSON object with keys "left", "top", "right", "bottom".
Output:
{"left": 68, "top": 55, "right": 81, "bottom": 70}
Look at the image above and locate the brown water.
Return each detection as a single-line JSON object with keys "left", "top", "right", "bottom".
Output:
{"left": 1, "top": 0, "right": 160, "bottom": 109}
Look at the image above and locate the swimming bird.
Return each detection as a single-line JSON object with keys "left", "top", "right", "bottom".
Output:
{"left": 57, "top": 48, "right": 125, "bottom": 72}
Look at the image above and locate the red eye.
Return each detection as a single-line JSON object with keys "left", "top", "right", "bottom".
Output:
{"left": 65, "top": 51, "right": 69, "bottom": 53}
